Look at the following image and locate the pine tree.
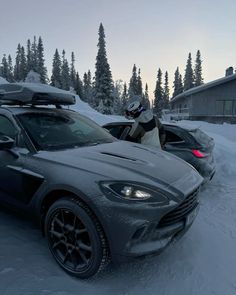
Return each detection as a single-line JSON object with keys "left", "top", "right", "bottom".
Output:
{"left": 31, "top": 36, "right": 38, "bottom": 72}
{"left": 7, "top": 55, "right": 14, "bottom": 82}
{"left": 94, "top": 23, "right": 114, "bottom": 114}
{"left": 121, "top": 82, "right": 129, "bottom": 113}
{"left": 61, "top": 50, "right": 70, "bottom": 90}
{"left": 70, "top": 52, "right": 76, "bottom": 89}
{"left": 37, "top": 36, "right": 47, "bottom": 83}
{"left": 137, "top": 68, "right": 143, "bottom": 96}
{"left": 128, "top": 64, "right": 139, "bottom": 99}
{"left": 141, "top": 83, "right": 150, "bottom": 109}
{"left": 153, "top": 68, "right": 164, "bottom": 117}
{"left": 83, "top": 70, "right": 94, "bottom": 104}
{"left": 1, "top": 54, "right": 9, "bottom": 80}
{"left": 74, "top": 72, "right": 83, "bottom": 98}
{"left": 163, "top": 71, "right": 170, "bottom": 109}
{"left": 184, "top": 53, "right": 194, "bottom": 91}
{"left": 113, "top": 80, "right": 124, "bottom": 115}
{"left": 19, "top": 46, "right": 27, "bottom": 81}
{"left": 194, "top": 50, "right": 204, "bottom": 86}
{"left": 14, "top": 44, "right": 22, "bottom": 81}
{"left": 173, "top": 67, "right": 183, "bottom": 98}
{"left": 51, "top": 49, "right": 62, "bottom": 88}
{"left": 26, "top": 39, "right": 33, "bottom": 73}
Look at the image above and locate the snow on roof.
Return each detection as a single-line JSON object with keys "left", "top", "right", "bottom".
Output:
{"left": 171, "top": 73, "right": 236, "bottom": 103}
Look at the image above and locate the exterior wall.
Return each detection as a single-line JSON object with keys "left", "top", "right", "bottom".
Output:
{"left": 171, "top": 79, "right": 236, "bottom": 123}
{"left": 191, "top": 80, "right": 236, "bottom": 117}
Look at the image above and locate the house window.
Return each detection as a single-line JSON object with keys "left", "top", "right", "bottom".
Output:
{"left": 224, "top": 101, "right": 233, "bottom": 115}
{"left": 216, "top": 100, "right": 234, "bottom": 115}
{"left": 233, "top": 101, "right": 236, "bottom": 115}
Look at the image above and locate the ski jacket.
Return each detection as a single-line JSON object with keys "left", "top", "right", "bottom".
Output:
{"left": 128, "top": 110, "right": 165, "bottom": 148}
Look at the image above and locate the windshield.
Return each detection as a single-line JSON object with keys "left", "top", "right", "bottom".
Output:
{"left": 17, "top": 111, "right": 115, "bottom": 151}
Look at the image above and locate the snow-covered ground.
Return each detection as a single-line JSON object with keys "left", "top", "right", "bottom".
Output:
{"left": 1, "top": 95, "right": 236, "bottom": 294}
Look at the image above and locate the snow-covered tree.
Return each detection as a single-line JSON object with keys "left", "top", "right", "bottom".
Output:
{"left": 37, "top": 36, "right": 47, "bottom": 83}
{"left": 51, "top": 49, "right": 62, "bottom": 88}
{"left": 184, "top": 53, "right": 194, "bottom": 91}
{"left": 83, "top": 70, "right": 94, "bottom": 104}
{"left": 163, "top": 71, "right": 170, "bottom": 109}
{"left": 113, "top": 79, "right": 124, "bottom": 114}
{"left": 194, "top": 50, "right": 204, "bottom": 86}
{"left": 94, "top": 23, "right": 114, "bottom": 114}
{"left": 70, "top": 52, "right": 76, "bottom": 89}
{"left": 61, "top": 50, "right": 70, "bottom": 90}
{"left": 74, "top": 72, "right": 83, "bottom": 98}
{"left": 141, "top": 83, "right": 150, "bottom": 109}
{"left": 153, "top": 68, "right": 164, "bottom": 117}
{"left": 26, "top": 39, "right": 33, "bottom": 73}
{"left": 20, "top": 46, "right": 27, "bottom": 81}
{"left": 128, "top": 64, "right": 139, "bottom": 99}
{"left": 31, "top": 36, "right": 38, "bottom": 72}
{"left": 1, "top": 54, "right": 9, "bottom": 81}
{"left": 137, "top": 68, "right": 143, "bottom": 96}
{"left": 14, "top": 44, "right": 21, "bottom": 81}
{"left": 25, "top": 70, "right": 41, "bottom": 83}
{"left": 173, "top": 67, "right": 184, "bottom": 98}
{"left": 121, "top": 82, "right": 129, "bottom": 114}
{"left": 7, "top": 55, "right": 14, "bottom": 82}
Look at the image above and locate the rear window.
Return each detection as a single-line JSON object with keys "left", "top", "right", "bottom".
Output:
{"left": 190, "top": 129, "right": 211, "bottom": 145}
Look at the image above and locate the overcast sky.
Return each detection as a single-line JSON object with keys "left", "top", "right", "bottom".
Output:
{"left": 1, "top": 0, "right": 236, "bottom": 99}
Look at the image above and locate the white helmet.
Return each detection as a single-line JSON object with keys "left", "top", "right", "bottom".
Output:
{"left": 126, "top": 101, "right": 143, "bottom": 118}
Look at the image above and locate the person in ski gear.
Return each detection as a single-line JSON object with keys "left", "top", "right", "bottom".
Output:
{"left": 125, "top": 101, "right": 166, "bottom": 148}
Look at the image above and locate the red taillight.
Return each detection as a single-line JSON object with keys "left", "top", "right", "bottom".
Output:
{"left": 192, "top": 149, "right": 208, "bottom": 158}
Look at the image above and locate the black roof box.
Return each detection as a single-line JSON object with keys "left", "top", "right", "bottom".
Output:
{"left": 0, "top": 83, "right": 76, "bottom": 106}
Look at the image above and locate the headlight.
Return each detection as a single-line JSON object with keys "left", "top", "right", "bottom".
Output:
{"left": 100, "top": 181, "right": 169, "bottom": 203}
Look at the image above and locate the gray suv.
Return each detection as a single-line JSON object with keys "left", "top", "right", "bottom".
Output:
{"left": 0, "top": 83, "right": 203, "bottom": 278}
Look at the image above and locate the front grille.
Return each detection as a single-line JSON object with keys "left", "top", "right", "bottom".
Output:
{"left": 159, "top": 189, "right": 199, "bottom": 227}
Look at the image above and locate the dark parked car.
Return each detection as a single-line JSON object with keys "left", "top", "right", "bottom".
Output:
{"left": 103, "top": 121, "right": 215, "bottom": 181}
{"left": 0, "top": 83, "right": 203, "bottom": 278}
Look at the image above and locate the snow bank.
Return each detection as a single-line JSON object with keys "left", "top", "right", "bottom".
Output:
{"left": 0, "top": 77, "right": 8, "bottom": 84}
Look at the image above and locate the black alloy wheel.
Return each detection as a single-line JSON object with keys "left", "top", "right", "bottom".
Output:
{"left": 45, "top": 197, "right": 110, "bottom": 278}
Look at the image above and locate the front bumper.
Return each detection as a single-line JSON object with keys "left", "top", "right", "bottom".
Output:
{"left": 93, "top": 188, "right": 200, "bottom": 263}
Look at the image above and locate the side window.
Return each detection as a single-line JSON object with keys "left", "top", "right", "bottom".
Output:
{"left": 0, "top": 115, "right": 17, "bottom": 139}
{"left": 165, "top": 130, "right": 184, "bottom": 143}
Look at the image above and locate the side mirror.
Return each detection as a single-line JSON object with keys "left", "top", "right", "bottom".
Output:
{"left": 0, "top": 135, "right": 15, "bottom": 150}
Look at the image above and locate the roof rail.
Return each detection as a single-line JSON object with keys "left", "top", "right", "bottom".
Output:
{"left": 0, "top": 83, "right": 76, "bottom": 107}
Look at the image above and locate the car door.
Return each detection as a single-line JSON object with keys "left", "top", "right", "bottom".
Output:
{"left": 163, "top": 126, "right": 189, "bottom": 161}
{"left": 0, "top": 112, "right": 43, "bottom": 207}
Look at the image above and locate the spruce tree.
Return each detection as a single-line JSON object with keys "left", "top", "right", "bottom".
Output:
{"left": 184, "top": 53, "right": 194, "bottom": 91}
{"left": 51, "top": 49, "right": 62, "bottom": 88}
{"left": 19, "top": 46, "right": 27, "bottom": 81}
{"left": 153, "top": 68, "right": 164, "bottom": 117}
{"left": 128, "top": 64, "right": 139, "bottom": 99}
{"left": 26, "top": 39, "right": 33, "bottom": 73}
{"left": 31, "top": 36, "right": 38, "bottom": 72}
{"left": 37, "top": 36, "right": 47, "bottom": 83}
{"left": 94, "top": 23, "right": 114, "bottom": 114}
{"left": 7, "top": 55, "right": 14, "bottom": 82}
{"left": 163, "top": 71, "right": 170, "bottom": 109}
{"left": 137, "top": 68, "right": 143, "bottom": 96}
{"left": 173, "top": 67, "right": 184, "bottom": 98}
{"left": 70, "top": 52, "right": 76, "bottom": 89}
{"left": 194, "top": 50, "right": 204, "bottom": 86}
{"left": 14, "top": 44, "right": 22, "bottom": 81}
{"left": 61, "top": 50, "right": 70, "bottom": 90}
{"left": 74, "top": 72, "right": 83, "bottom": 98}
{"left": 1, "top": 54, "right": 9, "bottom": 80}
{"left": 83, "top": 70, "right": 94, "bottom": 105}
{"left": 121, "top": 82, "right": 129, "bottom": 113}
{"left": 141, "top": 83, "right": 150, "bottom": 109}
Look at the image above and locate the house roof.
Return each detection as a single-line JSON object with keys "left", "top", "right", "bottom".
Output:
{"left": 171, "top": 73, "right": 236, "bottom": 103}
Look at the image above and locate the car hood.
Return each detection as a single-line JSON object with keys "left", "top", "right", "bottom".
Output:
{"left": 36, "top": 141, "right": 203, "bottom": 197}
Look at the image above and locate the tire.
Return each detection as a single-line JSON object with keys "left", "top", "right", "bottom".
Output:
{"left": 45, "top": 197, "right": 110, "bottom": 279}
